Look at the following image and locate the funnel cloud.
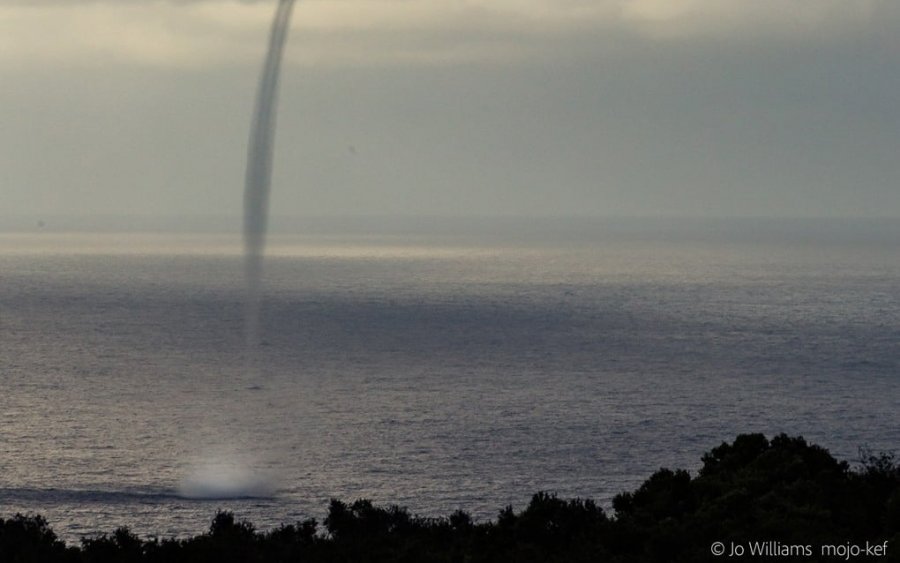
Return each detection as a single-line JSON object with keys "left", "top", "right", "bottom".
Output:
{"left": 244, "top": 0, "right": 295, "bottom": 355}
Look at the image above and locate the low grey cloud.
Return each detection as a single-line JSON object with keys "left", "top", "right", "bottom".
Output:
{"left": 1, "top": 1, "right": 898, "bottom": 220}
{"left": 2, "top": 1, "right": 898, "bottom": 71}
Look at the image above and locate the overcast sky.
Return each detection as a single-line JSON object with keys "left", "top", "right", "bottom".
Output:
{"left": 2, "top": 0, "right": 899, "bottom": 221}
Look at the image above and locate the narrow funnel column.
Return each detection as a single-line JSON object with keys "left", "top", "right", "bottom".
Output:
{"left": 244, "top": 0, "right": 296, "bottom": 360}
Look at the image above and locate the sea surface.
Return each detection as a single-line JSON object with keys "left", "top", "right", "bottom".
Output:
{"left": 1, "top": 220, "right": 899, "bottom": 542}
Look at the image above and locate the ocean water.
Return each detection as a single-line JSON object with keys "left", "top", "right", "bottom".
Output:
{"left": 1, "top": 223, "right": 898, "bottom": 542}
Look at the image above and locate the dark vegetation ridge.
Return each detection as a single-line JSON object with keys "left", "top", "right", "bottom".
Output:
{"left": 2, "top": 434, "right": 898, "bottom": 562}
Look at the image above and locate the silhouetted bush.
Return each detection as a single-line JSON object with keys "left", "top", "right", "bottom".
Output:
{"left": 2, "top": 434, "right": 898, "bottom": 562}
{"left": 0, "top": 514, "right": 76, "bottom": 563}
{"left": 80, "top": 528, "right": 143, "bottom": 563}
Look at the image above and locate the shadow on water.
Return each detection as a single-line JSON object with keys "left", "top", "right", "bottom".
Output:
{"left": 0, "top": 486, "right": 275, "bottom": 505}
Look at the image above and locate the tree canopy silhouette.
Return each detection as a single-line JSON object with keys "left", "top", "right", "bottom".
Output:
{"left": 2, "top": 434, "right": 897, "bottom": 562}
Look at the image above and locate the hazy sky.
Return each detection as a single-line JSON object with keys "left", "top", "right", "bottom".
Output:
{"left": 2, "top": 0, "right": 899, "bottom": 220}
